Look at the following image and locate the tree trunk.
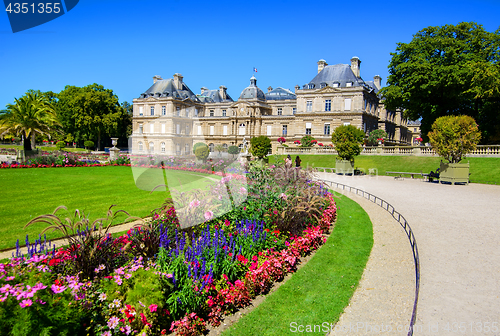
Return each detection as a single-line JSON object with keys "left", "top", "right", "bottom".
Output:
{"left": 31, "top": 132, "right": 36, "bottom": 150}
{"left": 23, "top": 132, "right": 32, "bottom": 151}
{"left": 97, "top": 131, "right": 101, "bottom": 151}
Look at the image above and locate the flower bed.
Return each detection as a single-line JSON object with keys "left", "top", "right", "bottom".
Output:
{"left": 0, "top": 162, "right": 336, "bottom": 335}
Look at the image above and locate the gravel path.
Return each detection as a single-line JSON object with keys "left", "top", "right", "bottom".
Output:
{"left": 319, "top": 173, "right": 500, "bottom": 336}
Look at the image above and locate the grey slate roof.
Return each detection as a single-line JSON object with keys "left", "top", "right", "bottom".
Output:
{"left": 265, "top": 87, "right": 296, "bottom": 100}
{"left": 305, "top": 64, "right": 365, "bottom": 89}
{"left": 196, "top": 89, "right": 234, "bottom": 103}
{"left": 364, "top": 80, "right": 379, "bottom": 94}
{"left": 239, "top": 76, "right": 266, "bottom": 100}
{"left": 140, "top": 79, "right": 199, "bottom": 101}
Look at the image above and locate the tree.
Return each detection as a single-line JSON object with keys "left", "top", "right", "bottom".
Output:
{"left": 195, "top": 146, "right": 209, "bottom": 162}
{"left": 84, "top": 140, "right": 94, "bottom": 151}
{"left": 0, "top": 90, "right": 60, "bottom": 151}
{"left": 228, "top": 145, "right": 239, "bottom": 158}
{"left": 214, "top": 144, "right": 225, "bottom": 157}
{"left": 367, "top": 129, "right": 388, "bottom": 146}
{"left": 56, "top": 84, "right": 129, "bottom": 150}
{"left": 250, "top": 136, "right": 272, "bottom": 159}
{"left": 331, "top": 125, "right": 365, "bottom": 162}
{"left": 379, "top": 22, "right": 500, "bottom": 143}
{"left": 193, "top": 142, "right": 208, "bottom": 153}
{"left": 428, "top": 115, "right": 481, "bottom": 163}
{"left": 55, "top": 141, "right": 65, "bottom": 151}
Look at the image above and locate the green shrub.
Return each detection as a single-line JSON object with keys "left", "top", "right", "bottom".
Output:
{"left": 55, "top": 141, "right": 65, "bottom": 151}
{"left": 331, "top": 125, "right": 365, "bottom": 161}
{"left": 195, "top": 146, "right": 209, "bottom": 161}
{"left": 367, "top": 129, "right": 387, "bottom": 145}
{"left": 300, "top": 135, "right": 315, "bottom": 147}
{"left": 428, "top": 115, "right": 481, "bottom": 163}
{"left": 250, "top": 136, "right": 271, "bottom": 159}
{"left": 193, "top": 142, "right": 208, "bottom": 153}
{"left": 84, "top": 140, "right": 94, "bottom": 150}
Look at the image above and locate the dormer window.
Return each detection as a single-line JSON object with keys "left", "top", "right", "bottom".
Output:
{"left": 320, "top": 82, "right": 327, "bottom": 88}
{"left": 332, "top": 82, "right": 340, "bottom": 88}
{"left": 346, "top": 82, "right": 353, "bottom": 87}
{"left": 308, "top": 84, "right": 315, "bottom": 89}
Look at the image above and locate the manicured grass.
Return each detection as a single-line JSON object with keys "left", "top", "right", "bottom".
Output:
{"left": 223, "top": 193, "right": 373, "bottom": 336}
{"left": 270, "top": 155, "right": 500, "bottom": 184}
{"left": 0, "top": 166, "right": 220, "bottom": 250}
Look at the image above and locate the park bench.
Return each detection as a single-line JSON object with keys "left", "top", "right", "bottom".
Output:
{"left": 386, "top": 171, "right": 429, "bottom": 181}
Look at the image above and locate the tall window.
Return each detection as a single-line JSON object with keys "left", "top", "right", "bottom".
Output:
{"left": 195, "top": 108, "right": 199, "bottom": 117}
{"left": 185, "top": 144, "right": 190, "bottom": 154}
{"left": 209, "top": 110, "right": 214, "bottom": 117}
{"left": 344, "top": 98, "right": 352, "bottom": 111}
{"left": 210, "top": 125, "right": 215, "bottom": 135}
{"left": 176, "top": 124, "right": 180, "bottom": 134}
{"left": 149, "top": 141, "right": 154, "bottom": 153}
{"left": 238, "top": 123, "right": 246, "bottom": 135}
{"left": 161, "top": 142, "right": 166, "bottom": 152}
{"left": 150, "top": 106, "right": 155, "bottom": 116}
{"left": 267, "top": 125, "right": 272, "bottom": 136}
{"left": 138, "top": 141, "right": 143, "bottom": 151}
{"left": 186, "top": 125, "right": 189, "bottom": 135}
{"left": 277, "top": 108, "right": 282, "bottom": 116}
{"left": 222, "top": 109, "right": 226, "bottom": 117}
{"left": 161, "top": 123, "right": 166, "bottom": 133}
{"left": 223, "top": 125, "right": 228, "bottom": 135}
{"left": 186, "top": 108, "right": 189, "bottom": 117}
{"left": 162, "top": 106, "right": 166, "bottom": 116}
{"left": 150, "top": 123, "right": 154, "bottom": 133}
{"left": 139, "top": 124, "right": 143, "bottom": 134}
{"left": 209, "top": 143, "right": 214, "bottom": 152}
{"left": 282, "top": 125, "right": 287, "bottom": 136}
{"left": 324, "top": 123, "right": 330, "bottom": 135}
{"left": 306, "top": 101, "right": 312, "bottom": 112}
{"left": 325, "top": 99, "right": 331, "bottom": 111}
{"left": 305, "top": 122, "right": 312, "bottom": 135}
{"left": 292, "top": 108, "right": 296, "bottom": 115}
{"left": 176, "top": 106, "right": 180, "bottom": 116}
{"left": 139, "top": 106, "right": 143, "bottom": 116}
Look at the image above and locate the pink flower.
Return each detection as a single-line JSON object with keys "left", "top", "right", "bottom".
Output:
{"left": 189, "top": 200, "right": 200, "bottom": 208}
{"left": 19, "top": 299, "right": 32, "bottom": 308}
{"left": 204, "top": 211, "right": 214, "bottom": 221}
{"left": 107, "top": 316, "right": 120, "bottom": 329}
{"left": 149, "top": 304, "right": 158, "bottom": 312}
{"left": 51, "top": 284, "right": 66, "bottom": 294}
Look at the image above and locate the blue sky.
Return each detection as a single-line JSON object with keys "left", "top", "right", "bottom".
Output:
{"left": 1, "top": 0, "right": 499, "bottom": 108}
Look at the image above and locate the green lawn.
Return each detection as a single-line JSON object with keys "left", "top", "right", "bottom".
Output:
{"left": 0, "top": 144, "right": 87, "bottom": 153}
{"left": 270, "top": 155, "right": 500, "bottom": 184}
{"left": 0, "top": 166, "right": 220, "bottom": 250}
{"left": 224, "top": 193, "right": 373, "bottom": 336}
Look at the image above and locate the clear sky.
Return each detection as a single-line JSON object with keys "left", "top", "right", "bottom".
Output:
{"left": 1, "top": 0, "right": 499, "bottom": 108}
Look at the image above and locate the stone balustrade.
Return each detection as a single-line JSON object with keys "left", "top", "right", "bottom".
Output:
{"left": 277, "top": 145, "right": 500, "bottom": 157}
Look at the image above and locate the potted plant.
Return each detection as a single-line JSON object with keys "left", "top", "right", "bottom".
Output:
{"left": 277, "top": 137, "right": 286, "bottom": 145}
{"left": 428, "top": 115, "right": 481, "bottom": 185}
{"left": 331, "top": 125, "right": 365, "bottom": 175}
{"left": 300, "top": 135, "right": 315, "bottom": 147}
{"left": 367, "top": 129, "right": 387, "bottom": 146}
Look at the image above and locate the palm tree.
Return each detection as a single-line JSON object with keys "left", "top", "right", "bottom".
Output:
{"left": 0, "top": 90, "right": 60, "bottom": 151}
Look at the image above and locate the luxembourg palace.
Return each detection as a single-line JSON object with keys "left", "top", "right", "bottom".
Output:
{"left": 130, "top": 57, "right": 411, "bottom": 155}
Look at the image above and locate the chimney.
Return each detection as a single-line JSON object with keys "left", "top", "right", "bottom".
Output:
{"left": 173, "top": 73, "right": 183, "bottom": 90}
{"left": 295, "top": 85, "right": 300, "bottom": 93}
{"left": 219, "top": 85, "right": 227, "bottom": 100}
{"left": 350, "top": 57, "right": 361, "bottom": 78}
{"left": 153, "top": 75, "right": 162, "bottom": 84}
{"left": 201, "top": 87, "right": 208, "bottom": 95}
{"left": 267, "top": 86, "right": 273, "bottom": 93}
{"left": 374, "top": 75, "right": 381, "bottom": 89}
{"left": 317, "top": 59, "right": 328, "bottom": 73}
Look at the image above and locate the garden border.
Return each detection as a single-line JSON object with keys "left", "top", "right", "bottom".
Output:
{"left": 318, "top": 179, "right": 420, "bottom": 336}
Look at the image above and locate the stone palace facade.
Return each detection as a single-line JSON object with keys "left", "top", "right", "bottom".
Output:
{"left": 130, "top": 57, "right": 411, "bottom": 155}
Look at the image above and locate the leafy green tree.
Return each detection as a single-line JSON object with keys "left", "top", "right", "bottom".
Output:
{"left": 55, "top": 140, "right": 65, "bottom": 151}
{"left": 193, "top": 142, "right": 208, "bottom": 153}
{"left": 379, "top": 22, "right": 500, "bottom": 143}
{"left": 0, "top": 90, "right": 60, "bottom": 151}
{"left": 250, "top": 136, "right": 271, "bottom": 159}
{"left": 56, "top": 84, "right": 128, "bottom": 150}
{"left": 300, "top": 135, "right": 315, "bottom": 147}
{"left": 195, "top": 146, "right": 209, "bottom": 161}
{"left": 84, "top": 140, "right": 95, "bottom": 150}
{"left": 214, "top": 144, "right": 225, "bottom": 157}
{"left": 228, "top": 145, "right": 240, "bottom": 158}
{"left": 367, "top": 129, "right": 388, "bottom": 145}
{"left": 331, "top": 125, "right": 365, "bottom": 162}
{"left": 428, "top": 115, "right": 481, "bottom": 163}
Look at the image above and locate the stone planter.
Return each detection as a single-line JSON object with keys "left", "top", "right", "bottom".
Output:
{"left": 336, "top": 159, "right": 354, "bottom": 175}
{"left": 439, "top": 161, "right": 470, "bottom": 185}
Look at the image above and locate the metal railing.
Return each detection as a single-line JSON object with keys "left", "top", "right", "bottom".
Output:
{"left": 319, "top": 179, "right": 420, "bottom": 336}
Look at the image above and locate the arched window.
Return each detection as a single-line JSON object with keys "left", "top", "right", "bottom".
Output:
{"left": 238, "top": 123, "right": 246, "bottom": 135}
{"left": 161, "top": 142, "right": 165, "bottom": 152}
{"left": 138, "top": 142, "right": 143, "bottom": 152}
{"left": 222, "top": 143, "right": 228, "bottom": 150}
{"left": 209, "top": 143, "right": 214, "bottom": 152}
{"left": 149, "top": 141, "right": 154, "bottom": 153}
